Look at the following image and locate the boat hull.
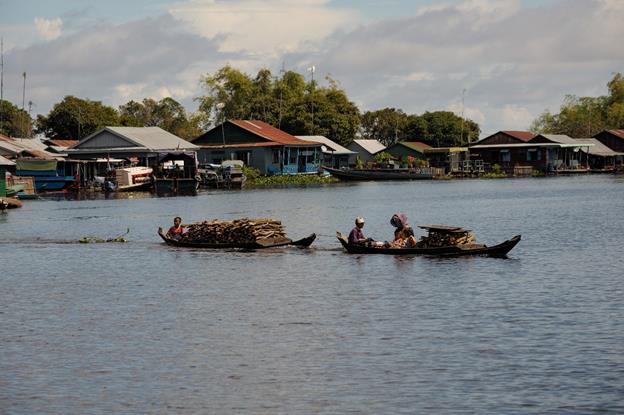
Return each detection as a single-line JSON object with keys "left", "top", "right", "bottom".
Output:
{"left": 158, "top": 228, "right": 316, "bottom": 249}
{"left": 336, "top": 232, "right": 520, "bottom": 258}
{"left": 324, "top": 166, "right": 433, "bottom": 181}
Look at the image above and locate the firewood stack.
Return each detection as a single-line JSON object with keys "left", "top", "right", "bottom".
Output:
{"left": 417, "top": 225, "right": 476, "bottom": 248}
{"left": 179, "top": 218, "right": 286, "bottom": 244}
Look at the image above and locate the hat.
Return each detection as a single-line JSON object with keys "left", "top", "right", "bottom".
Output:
{"left": 355, "top": 217, "right": 365, "bottom": 225}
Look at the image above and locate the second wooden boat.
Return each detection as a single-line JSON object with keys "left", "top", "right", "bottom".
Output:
{"left": 336, "top": 231, "right": 520, "bottom": 258}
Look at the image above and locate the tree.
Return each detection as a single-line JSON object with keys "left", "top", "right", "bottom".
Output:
{"left": 197, "top": 66, "right": 361, "bottom": 146}
{"left": 119, "top": 97, "right": 204, "bottom": 140}
{"left": 531, "top": 73, "right": 624, "bottom": 137}
{"left": 360, "top": 108, "right": 409, "bottom": 146}
{"left": 0, "top": 100, "right": 33, "bottom": 137}
{"left": 36, "top": 96, "right": 119, "bottom": 140}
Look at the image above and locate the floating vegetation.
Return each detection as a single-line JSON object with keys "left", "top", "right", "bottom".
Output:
{"left": 79, "top": 228, "right": 129, "bottom": 243}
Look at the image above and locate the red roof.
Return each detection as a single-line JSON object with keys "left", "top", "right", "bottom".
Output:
{"left": 229, "top": 120, "right": 320, "bottom": 146}
{"left": 501, "top": 131, "right": 536, "bottom": 142}
{"left": 46, "top": 139, "right": 79, "bottom": 148}
{"left": 606, "top": 129, "right": 624, "bottom": 139}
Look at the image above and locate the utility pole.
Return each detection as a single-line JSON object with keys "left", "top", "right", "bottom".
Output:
{"left": 460, "top": 88, "right": 466, "bottom": 146}
{"left": 28, "top": 100, "right": 33, "bottom": 137}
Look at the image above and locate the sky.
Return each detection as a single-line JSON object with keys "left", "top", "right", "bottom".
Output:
{"left": 0, "top": 0, "right": 622, "bottom": 136}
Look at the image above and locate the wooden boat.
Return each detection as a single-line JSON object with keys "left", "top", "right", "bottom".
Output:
{"left": 324, "top": 166, "right": 433, "bottom": 181}
{"left": 0, "top": 198, "right": 23, "bottom": 209}
{"left": 158, "top": 227, "right": 316, "bottom": 249}
{"left": 336, "top": 231, "right": 521, "bottom": 258}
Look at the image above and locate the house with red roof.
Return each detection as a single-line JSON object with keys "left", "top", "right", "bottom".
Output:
{"left": 593, "top": 129, "right": 624, "bottom": 153}
{"left": 192, "top": 120, "right": 322, "bottom": 175}
{"left": 468, "top": 131, "right": 537, "bottom": 172}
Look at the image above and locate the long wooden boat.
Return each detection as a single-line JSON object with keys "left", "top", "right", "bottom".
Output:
{"left": 158, "top": 227, "right": 316, "bottom": 249}
{"left": 336, "top": 232, "right": 520, "bottom": 258}
{"left": 324, "top": 166, "right": 433, "bottom": 181}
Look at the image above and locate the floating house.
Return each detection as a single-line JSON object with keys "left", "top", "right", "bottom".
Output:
{"left": 469, "top": 131, "right": 595, "bottom": 174}
{"left": 192, "top": 120, "right": 322, "bottom": 175}
{"left": 382, "top": 141, "right": 432, "bottom": 161}
{"left": 424, "top": 147, "right": 471, "bottom": 174}
{"left": 593, "top": 129, "right": 624, "bottom": 153}
{"left": 346, "top": 139, "right": 386, "bottom": 164}
{"left": 577, "top": 138, "right": 624, "bottom": 171}
{"left": 0, "top": 155, "right": 15, "bottom": 197}
{"left": 296, "top": 135, "right": 356, "bottom": 168}
{"left": 67, "top": 126, "right": 199, "bottom": 183}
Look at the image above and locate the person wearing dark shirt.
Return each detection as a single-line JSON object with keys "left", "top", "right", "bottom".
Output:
{"left": 348, "top": 217, "right": 368, "bottom": 245}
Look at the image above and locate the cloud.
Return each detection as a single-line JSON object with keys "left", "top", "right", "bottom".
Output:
{"left": 4, "top": 0, "right": 624, "bottom": 137}
{"left": 285, "top": 0, "right": 624, "bottom": 134}
{"left": 169, "top": 0, "right": 356, "bottom": 57}
{"left": 34, "top": 17, "right": 63, "bottom": 40}
{"left": 4, "top": 15, "right": 229, "bottom": 115}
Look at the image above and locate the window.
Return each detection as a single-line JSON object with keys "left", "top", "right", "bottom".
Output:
{"left": 288, "top": 147, "right": 297, "bottom": 165}
{"left": 272, "top": 149, "right": 281, "bottom": 164}
{"left": 500, "top": 150, "right": 511, "bottom": 162}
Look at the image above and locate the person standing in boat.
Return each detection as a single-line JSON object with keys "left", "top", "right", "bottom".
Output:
{"left": 348, "top": 217, "right": 368, "bottom": 245}
{"left": 390, "top": 213, "right": 417, "bottom": 248}
{"left": 167, "top": 216, "right": 186, "bottom": 239}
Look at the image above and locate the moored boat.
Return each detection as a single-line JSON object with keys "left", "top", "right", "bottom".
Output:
{"left": 336, "top": 231, "right": 520, "bottom": 257}
{"left": 324, "top": 166, "right": 433, "bottom": 181}
{"left": 158, "top": 227, "right": 316, "bottom": 249}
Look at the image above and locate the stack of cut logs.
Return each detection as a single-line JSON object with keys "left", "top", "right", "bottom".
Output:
{"left": 179, "top": 218, "right": 286, "bottom": 244}
{"left": 419, "top": 230, "right": 476, "bottom": 247}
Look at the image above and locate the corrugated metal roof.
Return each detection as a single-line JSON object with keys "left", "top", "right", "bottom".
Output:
{"left": 296, "top": 135, "right": 356, "bottom": 154}
{"left": 0, "top": 155, "right": 15, "bottom": 166}
{"left": 576, "top": 138, "right": 624, "bottom": 156}
{"left": 534, "top": 134, "right": 579, "bottom": 144}
{"left": 0, "top": 136, "right": 57, "bottom": 159}
{"left": 351, "top": 139, "right": 386, "bottom": 154}
{"left": 395, "top": 141, "right": 433, "bottom": 152}
{"left": 74, "top": 126, "right": 198, "bottom": 151}
{"left": 229, "top": 120, "right": 319, "bottom": 146}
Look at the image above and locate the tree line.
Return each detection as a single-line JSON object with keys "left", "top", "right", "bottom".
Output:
{"left": 0, "top": 65, "right": 480, "bottom": 147}
{"left": 531, "top": 73, "right": 624, "bottom": 137}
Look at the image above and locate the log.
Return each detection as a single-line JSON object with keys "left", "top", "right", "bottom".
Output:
{"left": 178, "top": 218, "right": 287, "bottom": 244}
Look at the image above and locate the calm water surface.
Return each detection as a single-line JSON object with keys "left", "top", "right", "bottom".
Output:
{"left": 1, "top": 176, "right": 623, "bottom": 414}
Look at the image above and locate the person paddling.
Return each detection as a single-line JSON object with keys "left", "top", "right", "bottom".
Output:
{"left": 348, "top": 217, "right": 368, "bottom": 245}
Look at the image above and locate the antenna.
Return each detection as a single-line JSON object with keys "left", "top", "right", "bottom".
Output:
{"left": 278, "top": 61, "right": 285, "bottom": 129}
{"left": 21, "top": 72, "right": 26, "bottom": 137}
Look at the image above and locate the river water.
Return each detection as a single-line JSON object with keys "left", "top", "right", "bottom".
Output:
{"left": 1, "top": 175, "right": 623, "bottom": 414}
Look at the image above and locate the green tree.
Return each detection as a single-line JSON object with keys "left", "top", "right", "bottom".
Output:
{"left": 197, "top": 66, "right": 360, "bottom": 146}
{"left": 0, "top": 100, "right": 33, "bottom": 137}
{"left": 119, "top": 97, "right": 204, "bottom": 140}
{"left": 531, "top": 73, "right": 624, "bottom": 137}
{"left": 360, "top": 108, "right": 409, "bottom": 146}
{"left": 417, "top": 111, "right": 479, "bottom": 147}
{"left": 36, "top": 96, "right": 119, "bottom": 140}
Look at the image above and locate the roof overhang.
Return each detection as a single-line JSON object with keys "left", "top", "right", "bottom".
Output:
{"left": 471, "top": 143, "right": 594, "bottom": 149}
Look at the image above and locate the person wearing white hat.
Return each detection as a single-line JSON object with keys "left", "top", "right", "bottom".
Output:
{"left": 348, "top": 217, "right": 368, "bottom": 245}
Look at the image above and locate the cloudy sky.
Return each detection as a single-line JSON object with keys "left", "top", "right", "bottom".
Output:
{"left": 1, "top": 0, "right": 622, "bottom": 136}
